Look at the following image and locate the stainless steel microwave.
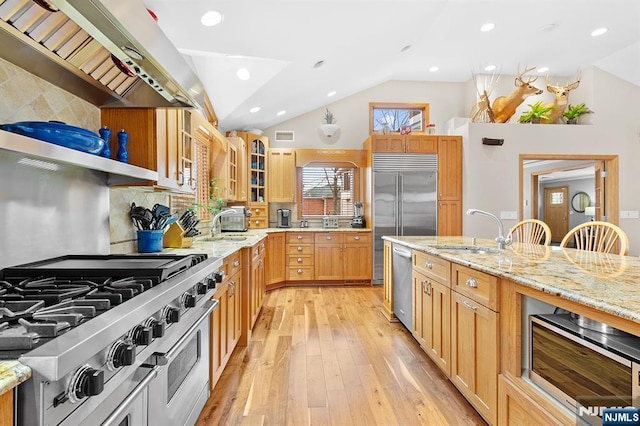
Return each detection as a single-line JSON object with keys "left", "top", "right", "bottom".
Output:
{"left": 529, "top": 314, "right": 640, "bottom": 425}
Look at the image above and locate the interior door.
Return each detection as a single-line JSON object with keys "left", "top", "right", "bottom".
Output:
{"left": 544, "top": 186, "right": 569, "bottom": 242}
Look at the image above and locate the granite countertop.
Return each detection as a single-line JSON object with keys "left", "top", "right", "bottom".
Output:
{"left": 0, "top": 361, "right": 31, "bottom": 395}
{"left": 384, "top": 235, "right": 640, "bottom": 324}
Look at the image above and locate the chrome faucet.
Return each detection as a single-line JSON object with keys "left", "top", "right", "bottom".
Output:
{"left": 466, "top": 209, "right": 512, "bottom": 250}
{"left": 210, "top": 209, "right": 235, "bottom": 237}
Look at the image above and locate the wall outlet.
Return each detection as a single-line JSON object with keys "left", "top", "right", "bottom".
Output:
{"left": 500, "top": 211, "right": 518, "bottom": 220}
{"left": 620, "top": 211, "right": 640, "bottom": 219}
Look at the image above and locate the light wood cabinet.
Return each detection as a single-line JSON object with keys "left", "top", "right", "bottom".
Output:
{"left": 315, "top": 232, "right": 372, "bottom": 282}
{"left": 371, "top": 134, "right": 437, "bottom": 153}
{"left": 268, "top": 149, "right": 296, "bottom": 202}
{"left": 382, "top": 240, "right": 395, "bottom": 321}
{"left": 210, "top": 250, "right": 242, "bottom": 390}
{"left": 236, "top": 132, "right": 269, "bottom": 203}
{"left": 247, "top": 202, "right": 269, "bottom": 229}
{"left": 412, "top": 266, "right": 451, "bottom": 377}
{"left": 0, "top": 389, "right": 12, "bottom": 426}
{"left": 498, "top": 375, "right": 563, "bottom": 426}
{"left": 266, "top": 232, "right": 286, "bottom": 286}
{"left": 437, "top": 135, "right": 462, "bottom": 235}
{"left": 450, "top": 290, "right": 499, "bottom": 425}
{"left": 225, "top": 135, "right": 248, "bottom": 202}
{"left": 248, "top": 239, "right": 266, "bottom": 329}
{"left": 101, "top": 108, "right": 198, "bottom": 193}
{"left": 286, "top": 232, "right": 315, "bottom": 281}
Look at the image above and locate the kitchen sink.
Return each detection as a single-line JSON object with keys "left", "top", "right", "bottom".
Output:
{"left": 201, "top": 235, "right": 248, "bottom": 241}
{"left": 438, "top": 246, "right": 501, "bottom": 255}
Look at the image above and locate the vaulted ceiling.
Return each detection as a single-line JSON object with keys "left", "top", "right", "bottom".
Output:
{"left": 143, "top": 0, "right": 640, "bottom": 132}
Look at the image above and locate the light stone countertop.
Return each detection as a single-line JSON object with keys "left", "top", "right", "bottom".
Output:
{"left": 383, "top": 235, "right": 640, "bottom": 325}
{"left": 0, "top": 361, "right": 31, "bottom": 395}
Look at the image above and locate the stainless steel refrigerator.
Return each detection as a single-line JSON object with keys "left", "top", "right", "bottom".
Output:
{"left": 372, "top": 154, "right": 438, "bottom": 284}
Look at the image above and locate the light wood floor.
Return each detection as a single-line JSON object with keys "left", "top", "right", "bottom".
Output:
{"left": 197, "top": 286, "right": 487, "bottom": 426}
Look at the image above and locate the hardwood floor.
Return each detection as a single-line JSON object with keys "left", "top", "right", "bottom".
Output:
{"left": 197, "top": 286, "right": 487, "bottom": 426}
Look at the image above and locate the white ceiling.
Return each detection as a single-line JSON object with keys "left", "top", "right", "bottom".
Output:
{"left": 143, "top": 0, "right": 640, "bottom": 133}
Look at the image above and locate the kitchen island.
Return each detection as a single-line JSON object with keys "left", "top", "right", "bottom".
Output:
{"left": 383, "top": 235, "right": 640, "bottom": 425}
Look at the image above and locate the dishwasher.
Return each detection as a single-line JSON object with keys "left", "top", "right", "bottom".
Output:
{"left": 392, "top": 244, "right": 413, "bottom": 331}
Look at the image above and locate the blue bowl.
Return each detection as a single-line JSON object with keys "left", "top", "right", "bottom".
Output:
{"left": 0, "top": 121, "right": 105, "bottom": 155}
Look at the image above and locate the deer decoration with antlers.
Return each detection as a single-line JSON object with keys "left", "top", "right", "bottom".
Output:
{"left": 491, "top": 66, "right": 543, "bottom": 123}
{"left": 541, "top": 73, "right": 581, "bottom": 123}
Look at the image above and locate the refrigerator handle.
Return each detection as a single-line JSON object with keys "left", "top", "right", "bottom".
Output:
{"left": 396, "top": 174, "right": 401, "bottom": 235}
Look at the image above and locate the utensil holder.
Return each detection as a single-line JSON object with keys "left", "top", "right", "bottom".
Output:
{"left": 137, "top": 230, "right": 164, "bottom": 253}
{"left": 163, "top": 222, "right": 193, "bottom": 248}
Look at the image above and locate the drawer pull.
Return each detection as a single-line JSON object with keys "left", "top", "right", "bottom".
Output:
{"left": 297, "top": 269, "right": 303, "bottom": 274}
{"left": 255, "top": 209, "right": 261, "bottom": 213}
{"left": 254, "top": 249, "right": 259, "bottom": 255}
{"left": 233, "top": 260, "right": 240, "bottom": 267}
{"left": 297, "top": 246, "right": 303, "bottom": 251}
{"left": 326, "top": 236, "right": 332, "bottom": 240}
{"left": 462, "top": 301, "right": 478, "bottom": 311}
{"left": 297, "top": 257, "right": 302, "bottom": 263}
{"left": 466, "top": 278, "right": 478, "bottom": 288}
{"left": 426, "top": 262, "right": 433, "bottom": 269}
{"left": 255, "top": 220, "right": 260, "bottom": 225}
{"left": 354, "top": 236, "right": 360, "bottom": 240}
{"left": 297, "top": 235, "right": 303, "bottom": 240}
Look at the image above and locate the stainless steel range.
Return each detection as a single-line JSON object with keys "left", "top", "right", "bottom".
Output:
{"left": 0, "top": 253, "right": 222, "bottom": 426}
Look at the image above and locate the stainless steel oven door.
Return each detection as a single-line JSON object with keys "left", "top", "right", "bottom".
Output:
{"left": 147, "top": 300, "right": 216, "bottom": 426}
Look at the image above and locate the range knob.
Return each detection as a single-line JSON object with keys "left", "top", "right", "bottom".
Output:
{"left": 207, "top": 277, "right": 217, "bottom": 290}
{"left": 197, "top": 281, "right": 208, "bottom": 294}
{"left": 107, "top": 340, "right": 135, "bottom": 371}
{"left": 181, "top": 293, "right": 196, "bottom": 309}
{"left": 214, "top": 271, "right": 224, "bottom": 283}
{"left": 129, "top": 325, "right": 152, "bottom": 346}
{"left": 163, "top": 306, "right": 180, "bottom": 324}
{"left": 68, "top": 365, "right": 104, "bottom": 403}
{"left": 144, "top": 317, "right": 165, "bottom": 338}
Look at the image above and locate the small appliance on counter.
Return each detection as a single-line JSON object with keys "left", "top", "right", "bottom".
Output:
{"left": 277, "top": 209, "right": 292, "bottom": 228}
{"left": 351, "top": 202, "right": 366, "bottom": 228}
{"left": 220, "top": 206, "right": 251, "bottom": 232}
{"left": 323, "top": 216, "right": 339, "bottom": 229}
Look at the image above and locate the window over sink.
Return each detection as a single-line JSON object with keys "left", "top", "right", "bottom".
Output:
{"left": 300, "top": 166, "right": 356, "bottom": 217}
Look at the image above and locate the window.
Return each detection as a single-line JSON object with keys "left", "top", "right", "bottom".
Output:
{"left": 301, "top": 166, "right": 356, "bottom": 217}
{"left": 369, "top": 103, "right": 429, "bottom": 133}
{"left": 551, "top": 191, "right": 564, "bottom": 205}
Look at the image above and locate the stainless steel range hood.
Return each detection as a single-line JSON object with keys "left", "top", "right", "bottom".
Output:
{"left": 0, "top": 0, "right": 206, "bottom": 111}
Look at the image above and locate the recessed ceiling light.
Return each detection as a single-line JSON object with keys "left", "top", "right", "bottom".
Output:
{"left": 249, "top": 107, "right": 260, "bottom": 113}
{"left": 201, "top": 10, "right": 223, "bottom": 27}
{"left": 480, "top": 23, "right": 495, "bottom": 32}
{"left": 313, "top": 60, "right": 325, "bottom": 69}
{"left": 327, "top": 91, "right": 336, "bottom": 97}
{"left": 591, "top": 27, "right": 608, "bottom": 37}
{"left": 400, "top": 44, "right": 412, "bottom": 53}
{"left": 484, "top": 64, "right": 496, "bottom": 71}
{"left": 236, "top": 68, "right": 250, "bottom": 81}
{"left": 537, "top": 66, "right": 549, "bottom": 73}
{"left": 277, "top": 110, "right": 286, "bottom": 116}
{"left": 429, "top": 66, "right": 439, "bottom": 72}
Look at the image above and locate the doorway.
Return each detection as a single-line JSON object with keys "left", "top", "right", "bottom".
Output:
{"left": 543, "top": 186, "right": 568, "bottom": 243}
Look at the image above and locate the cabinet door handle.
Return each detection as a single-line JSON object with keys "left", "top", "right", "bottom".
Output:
{"left": 425, "top": 262, "right": 433, "bottom": 269}
{"left": 466, "top": 278, "right": 478, "bottom": 288}
{"left": 354, "top": 236, "right": 360, "bottom": 240}
{"left": 254, "top": 249, "right": 259, "bottom": 255}
{"left": 297, "top": 257, "right": 302, "bottom": 263}
{"left": 326, "top": 236, "right": 332, "bottom": 240}
{"left": 260, "top": 243, "right": 265, "bottom": 249}
{"left": 297, "top": 235, "right": 303, "bottom": 240}
{"left": 177, "top": 170, "right": 184, "bottom": 186}
{"left": 462, "top": 301, "right": 478, "bottom": 311}
{"left": 297, "top": 246, "right": 303, "bottom": 251}
{"left": 229, "top": 281, "right": 235, "bottom": 297}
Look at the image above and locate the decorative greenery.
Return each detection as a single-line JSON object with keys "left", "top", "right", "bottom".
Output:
{"left": 517, "top": 101, "right": 554, "bottom": 123}
{"left": 562, "top": 103, "right": 593, "bottom": 122}
{"left": 323, "top": 108, "right": 337, "bottom": 125}
{"left": 192, "top": 177, "right": 226, "bottom": 218}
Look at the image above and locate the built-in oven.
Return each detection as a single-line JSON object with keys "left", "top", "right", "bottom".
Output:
{"left": 529, "top": 314, "right": 640, "bottom": 425}
{"left": 147, "top": 299, "right": 215, "bottom": 426}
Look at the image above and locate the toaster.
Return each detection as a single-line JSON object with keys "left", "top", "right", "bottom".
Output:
{"left": 322, "top": 216, "right": 339, "bottom": 229}
{"left": 220, "top": 206, "right": 250, "bottom": 232}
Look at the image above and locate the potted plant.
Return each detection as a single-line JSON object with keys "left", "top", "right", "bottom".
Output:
{"left": 518, "top": 101, "right": 553, "bottom": 124}
{"left": 320, "top": 108, "right": 339, "bottom": 137}
{"left": 563, "top": 103, "right": 593, "bottom": 124}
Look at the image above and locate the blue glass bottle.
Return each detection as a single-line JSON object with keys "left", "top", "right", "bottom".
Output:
{"left": 116, "top": 129, "right": 129, "bottom": 163}
{"left": 98, "top": 126, "right": 112, "bottom": 158}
